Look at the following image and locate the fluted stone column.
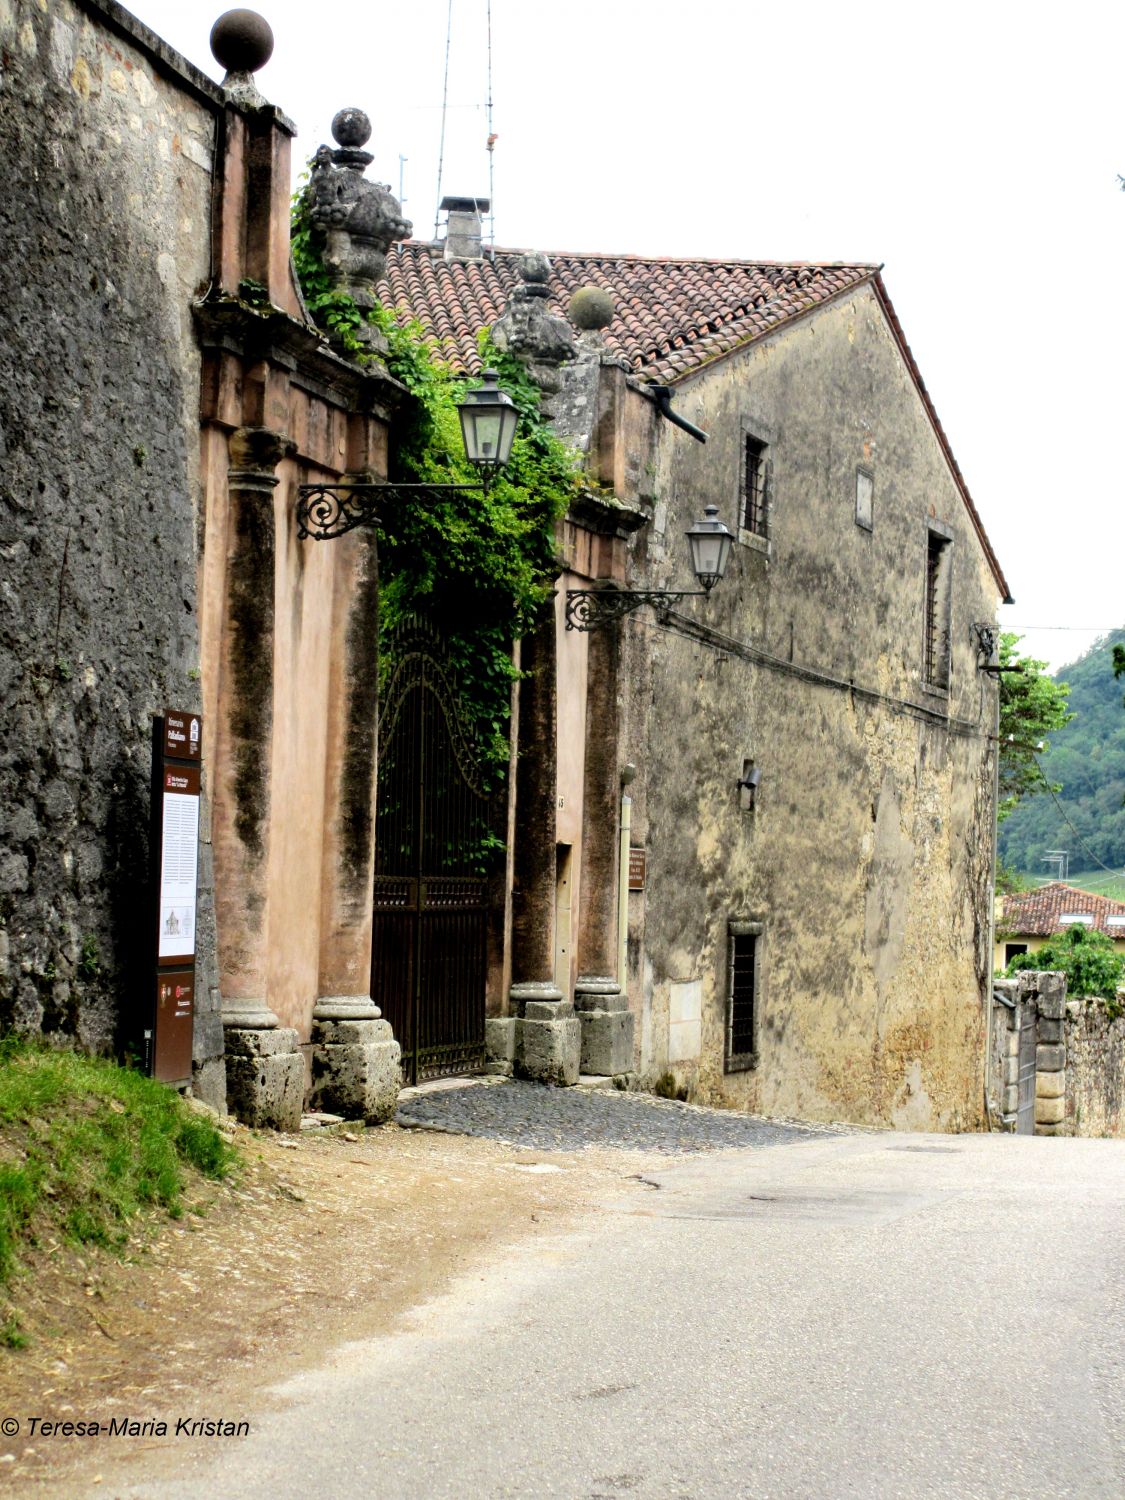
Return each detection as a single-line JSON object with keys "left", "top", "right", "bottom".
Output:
{"left": 574, "top": 626, "right": 634, "bottom": 1076}
{"left": 216, "top": 426, "right": 304, "bottom": 1130}
{"left": 309, "top": 523, "right": 400, "bottom": 1122}
{"left": 508, "top": 607, "right": 581, "bottom": 1085}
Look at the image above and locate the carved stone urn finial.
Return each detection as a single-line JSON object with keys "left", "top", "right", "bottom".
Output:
{"left": 305, "top": 108, "right": 413, "bottom": 350}
{"left": 491, "top": 253, "right": 577, "bottom": 404}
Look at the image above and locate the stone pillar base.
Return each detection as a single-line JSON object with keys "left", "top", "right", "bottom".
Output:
{"left": 514, "top": 999, "right": 582, "bottom": 1087}
{"left": 574, "top": 977, "right": 634, "bottom": 1076}
{"left": 310, "top": 1016, "right": 401, "bottom": 1124}
{"left": 224, "top": 1026, "right": 304, "bottom": 1131}
{"left": 485, "top": 1017, "right": 517, "bottom": 1076}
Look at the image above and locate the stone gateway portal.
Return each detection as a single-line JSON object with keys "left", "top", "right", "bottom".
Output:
{"left": 371, "top": 627, "right": 497, "bottom": 1085}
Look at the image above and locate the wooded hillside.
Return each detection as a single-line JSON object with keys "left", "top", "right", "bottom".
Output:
{"left": 998, "top": 630, "right": 1125, "bottom": 876}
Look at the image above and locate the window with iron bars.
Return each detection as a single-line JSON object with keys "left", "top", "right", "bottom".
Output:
{"left": 742, "top": 436, "right": 768, "bottom": 536}
{"left": 923, "top": 527, "right": 952, "bottom": 691}
{"left": 725, "top": 922, "right": 762, "bottom": 1072}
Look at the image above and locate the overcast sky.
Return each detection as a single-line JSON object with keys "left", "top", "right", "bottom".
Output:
{"left": 131, "top": 0, "right": 1123, "bottom": 675}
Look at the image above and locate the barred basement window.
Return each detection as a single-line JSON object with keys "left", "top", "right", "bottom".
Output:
{"left": 725, "top": 921, "right": 762, "bottom": 1073}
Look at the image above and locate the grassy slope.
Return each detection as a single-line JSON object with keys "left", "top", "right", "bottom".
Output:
{"left": 0, "top": 1038, "right": 234, "bottom": 1345}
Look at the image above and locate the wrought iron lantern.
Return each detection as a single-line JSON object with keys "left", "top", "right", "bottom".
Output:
{"left": 685, "top": 505, "right": 734, "bottom": 593}
{"left": 296, "top": 370, "right": 519, "bottom": 540}
{"left": 565, "top": 504, "right": 736, "bottom": 631}
{"left": 457, "top": 370, "right": 519, "bottom": 489}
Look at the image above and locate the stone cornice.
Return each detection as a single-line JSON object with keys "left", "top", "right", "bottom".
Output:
{"left": 566, "top": 489, "right": 650, "bottom": 539}
{"left": 192, "top": 296, "right": 406, "bottom": 420}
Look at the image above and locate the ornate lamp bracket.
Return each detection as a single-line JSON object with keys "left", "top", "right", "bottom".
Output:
{"left": 297, "top": 482, "right": 483, "bottom": 541}
{"left": 971, "top": 621, "right": 1023, "bottom": 677}
{"left": 565, "top": 587, "right": 707, "bottom": 632}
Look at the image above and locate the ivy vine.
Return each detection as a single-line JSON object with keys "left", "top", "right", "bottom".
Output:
{"left": 291, "top": 182, "right": 579, "bottom": 779}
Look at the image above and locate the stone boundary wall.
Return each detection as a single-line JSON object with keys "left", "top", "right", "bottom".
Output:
{"left": 0, "top": 0, "right": 225, "bottom": 1104}
{"left": 990, "top": 972, "right": 1125, "bottom": 1137}
{"left": 1064, "top": 997, "right": 1125, "bottom": 1138}
{"left": 990, "top": 973, "right": 1066, "bottom": 1135}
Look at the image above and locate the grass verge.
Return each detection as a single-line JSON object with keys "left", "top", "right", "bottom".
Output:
{"left": 0, "top": 1034, "right": 236, "bottom": 1344}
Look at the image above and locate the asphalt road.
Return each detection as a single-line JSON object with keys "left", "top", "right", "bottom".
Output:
{"left": 110, "top": 1131, "right": 1125, "bottom": 1499}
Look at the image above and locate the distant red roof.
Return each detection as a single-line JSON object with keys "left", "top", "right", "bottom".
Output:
{"left": 1001, "top": 882, "right": 1125, "bottom": 940}
{"left": 378, "top": 242, "right": 1010, "bottom": 601}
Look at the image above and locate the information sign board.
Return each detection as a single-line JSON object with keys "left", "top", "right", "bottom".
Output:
{"left": 149, "top": 712, "right": 201, "bottom": 1087}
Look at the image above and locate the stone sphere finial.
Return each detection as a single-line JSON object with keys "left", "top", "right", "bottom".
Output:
{"left": 210, "top": 9, "right": 274, "bottom": 73}
{"left": 332, "top": 108, "right": 372, "bottom": 149}
{"left": 519, "top": 251, "right": 552, "bottom": 285}
{"left": 568, "top": 286, "right": 615, "bottom": 332}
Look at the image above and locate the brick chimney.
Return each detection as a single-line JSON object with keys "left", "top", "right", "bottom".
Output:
{"left": 440, "top": 196, "right": 489, "bottom": 260}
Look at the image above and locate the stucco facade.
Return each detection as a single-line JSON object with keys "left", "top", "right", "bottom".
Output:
{"left": 618, "top": 286, "right": 1003, "bottom": 1126}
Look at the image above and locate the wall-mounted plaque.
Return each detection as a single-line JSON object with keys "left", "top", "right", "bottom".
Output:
{"left": 149, "top": 712, "right": 201, "bottom": 1086}
{"left": 628, "top": 847, "right": 647, "bottom": 892}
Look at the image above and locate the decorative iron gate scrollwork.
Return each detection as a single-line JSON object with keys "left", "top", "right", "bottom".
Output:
{"left": 372, "top": 621, "right": 498, "bottom": 1085}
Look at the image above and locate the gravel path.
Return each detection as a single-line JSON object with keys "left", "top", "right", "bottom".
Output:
{"left": 396, "top": 1078, "right": 852, "bottom": 1153}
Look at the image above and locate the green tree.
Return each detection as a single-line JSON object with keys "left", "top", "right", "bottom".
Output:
{"left": 997, "top": 633, "right": 1074, "bottom": 822}
{"left": 1005, "top": 924, "right": 1125, "bottom": 1005}
{"left": 1114, "top": 643, "right": 1125, "bottom": 706}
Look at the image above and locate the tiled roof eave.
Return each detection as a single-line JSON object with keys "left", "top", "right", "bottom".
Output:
{"left": 649, "top": 275, "right": 878, "bottom": 388}
{"left": 871, "top": 275, "right": 1011, "bottom": 605}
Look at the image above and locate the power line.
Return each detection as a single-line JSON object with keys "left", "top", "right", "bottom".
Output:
{"left": 1003, "top": 624, "right": 1124, "bottom": 632}
{"left": 1031, "top": 750, "right": 1125, "bottom": 881}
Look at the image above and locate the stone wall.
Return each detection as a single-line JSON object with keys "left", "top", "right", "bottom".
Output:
{"left": 1064, "top": 997, "right": 1125, "bottom": 1137}
{"left": 989, "top": 972, "right": 1125, "bottom": 1136}
{"left": 0, "top": 0, "right": 225, "bottom": 1096}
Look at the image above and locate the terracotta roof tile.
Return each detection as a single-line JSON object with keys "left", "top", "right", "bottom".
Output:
{"left": 377, "top": 241, "right": 1010, "bottom": 601}
{"left": 1000, "top": 883, "right": 1125, "bottom": 941}
{"left": 379, "top": 243, "right": 877, "bottom": 385}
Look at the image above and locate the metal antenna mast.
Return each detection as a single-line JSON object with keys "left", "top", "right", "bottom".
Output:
{"left": 433, "top": 0, "right": 454, "bottom": 240}
{"left": 485, "top": 0, "right": 496, "bottom": 254}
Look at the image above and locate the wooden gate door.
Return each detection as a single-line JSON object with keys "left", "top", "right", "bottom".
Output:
{"left": 371, "top": 629, "right": 493, "bottom": 1085}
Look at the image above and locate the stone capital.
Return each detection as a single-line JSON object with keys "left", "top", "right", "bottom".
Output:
{"left": 228, "top": 425, "right": 295, "bottom": 484}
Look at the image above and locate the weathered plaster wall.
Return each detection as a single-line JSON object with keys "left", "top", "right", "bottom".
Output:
{"left": 0, "top": 0, "right": 222, "bottom": 1079}
{"left": 622, "top": 285, "right": 1001, "bottom": 1127}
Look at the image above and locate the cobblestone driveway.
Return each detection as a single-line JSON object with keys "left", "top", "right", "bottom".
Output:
{"left": 396, "top": 1079, "right": 851, "bottom": 1154}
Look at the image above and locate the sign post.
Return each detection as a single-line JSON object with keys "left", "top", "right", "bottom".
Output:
{"left": 148, "top": 710, "right": 201, "bottom": 1085}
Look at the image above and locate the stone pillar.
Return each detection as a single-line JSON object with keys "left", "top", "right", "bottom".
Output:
{"left": 309, "top": 524, "right": 400, "bottom": 1122}
{"left": 215, "top": 426, "right": 303, "bottom": 1130}
{"left": 1034, "top": 971, "right": 1068, "bottom": 1135}
{"left": 574, "top": 626, "right": 634, "bottom": 1077}
{"left": 508, "top": 608, "right": 581, "bottom": 1085}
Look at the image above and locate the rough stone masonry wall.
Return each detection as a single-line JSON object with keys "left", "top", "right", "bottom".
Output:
{"left": 0, "top": 0, "right": 221, "bottom": 1080}
{"left": 1065, "top": 998, "right": 1125, "bottom": 1137}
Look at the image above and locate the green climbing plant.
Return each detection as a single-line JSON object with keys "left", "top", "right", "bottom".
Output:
{"left": 291, "top": 182, "right": 580, "bottom": 781}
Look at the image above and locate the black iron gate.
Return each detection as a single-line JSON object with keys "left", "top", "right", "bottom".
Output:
{"left": 372, "top": 627, "right": 494, "bottom": 1085}
{"left": 1016, "top": 1006, "right": 1037, "bottom": 1135}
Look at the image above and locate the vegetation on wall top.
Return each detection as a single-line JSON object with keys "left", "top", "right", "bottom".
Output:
{"left": 291, "top": 186, "right": 579, "bottom": 778}
{"left": 1004, "top": 924, "right": 1125, "bottom": 1008}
